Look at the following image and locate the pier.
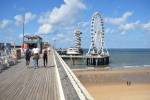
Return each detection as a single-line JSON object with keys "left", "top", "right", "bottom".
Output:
{"left": 0, "top": 47, "right": 93, "bottom": 100}
{"left": 61, "top": 55, "right": 109, "bottom": 65}
{"left": 61, "top": 12, "right": 109, "bottom": 66}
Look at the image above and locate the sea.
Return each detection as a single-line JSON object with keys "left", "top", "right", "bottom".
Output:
{"left": 64, "top": 48, "right": 150, "bottom": 69}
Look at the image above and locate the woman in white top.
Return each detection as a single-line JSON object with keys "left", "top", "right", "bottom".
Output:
{"left": 32, "top": 46, "right": 40, "bottom": 68}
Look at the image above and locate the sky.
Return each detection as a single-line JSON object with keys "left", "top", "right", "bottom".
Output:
{"left": 0, "top": 0, "right": 150, "bottom": 48}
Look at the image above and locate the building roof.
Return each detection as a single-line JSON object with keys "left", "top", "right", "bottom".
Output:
{"left": 24, "top": 35, "right": 42, "bottom": 39}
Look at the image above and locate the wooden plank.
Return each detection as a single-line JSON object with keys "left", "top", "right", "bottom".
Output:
{"left": 0, "top": 52, "right": 59, "bottom": 100}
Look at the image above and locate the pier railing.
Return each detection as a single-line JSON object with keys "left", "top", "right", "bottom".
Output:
{"left": 54, "top": 50, "right": 93, "bottom": 100}
{"left": 52, "top": 49, "right": 65, "bottom": 100}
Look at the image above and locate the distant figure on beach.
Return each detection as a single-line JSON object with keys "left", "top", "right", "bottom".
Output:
{"left": 32, "top": 46, "right": 40, "bottom": 69}
{"left": 25, "top": 47, "right": 31, "bottom": 66}
{"left": 43, "top": 47, "right": 48, "bottom": 67}
{"left": 127, "top": 81, "right": 131, "bottom": 86}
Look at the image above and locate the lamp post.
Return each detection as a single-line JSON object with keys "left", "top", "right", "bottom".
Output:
{"left": 53, "top": 39, "right": 56, "bottom": 49}
{"left": 22, "top": 14, "right": 25, "bottom": 53}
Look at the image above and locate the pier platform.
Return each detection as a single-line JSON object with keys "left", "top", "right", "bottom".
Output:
{"left": 0, "top": 48, "right": 93, "bottom": 100}
{"left": 61, "top": 55, "right": 109, "bottom": 65}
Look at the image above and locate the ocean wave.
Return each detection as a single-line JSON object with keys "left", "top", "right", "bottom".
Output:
{"left": 123, "top": 65, "right": 150, "bottom": 68}
{"left": 123, "top": 65, "right": 140, "bottom": 68}
{"left": 143, "top": 65, "right": 150, "bottom": 67}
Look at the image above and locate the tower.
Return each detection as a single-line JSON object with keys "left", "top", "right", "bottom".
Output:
{"left": 74, "top": 29, "right": 82, "bottom": 49}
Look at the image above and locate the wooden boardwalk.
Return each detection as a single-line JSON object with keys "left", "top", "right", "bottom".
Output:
{"left": 0, "top": 49, "right": 93, "bottom": 100}
{"left": 0, "top": 53, "right": 59, "bottom": 100}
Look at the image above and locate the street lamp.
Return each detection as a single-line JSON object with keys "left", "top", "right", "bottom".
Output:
{"left": 54, "top": 39, "right": 56, "bottom": 49}
{"left": 22, "top": 14, "right": 25, "bottom": 52}
{"left": 52, "top": 38, "right": 56, "bottom": 49}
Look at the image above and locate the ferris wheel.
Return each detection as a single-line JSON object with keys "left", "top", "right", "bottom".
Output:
{"left": 88, "top": 12, "right": 108, "bottom": 56}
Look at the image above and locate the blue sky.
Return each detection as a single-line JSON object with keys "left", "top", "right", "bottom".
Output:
{"left": 0, "top": 0, "right": 150, "bottom": 48}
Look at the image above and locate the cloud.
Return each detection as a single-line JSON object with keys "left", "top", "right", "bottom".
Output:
{"left": 0, "top": 19, "right": 12, "bottom": 29}
{"left": 118, "top": 21, "right": 140, "bottom": 34}
{"left": 56, "top": 33, "right": 72, "bottom": 42}
{"left": 14, "top": 12, "right": 36, "bottom": 25}
{"left": 143, "top": 21, "right": 150, "bottom": 31}
{"left": 38, "top": 0, "right": 86, "bottom": 34}
{"left": 107, "top": 20, "right": 150, "bottom": 35}
{"left": 14, "top": 15, "right": 22, "bottom": 25}
{"left": 105, "top": 11, "right": 150, "bottom": 34}
{"left": 105, "top": 11, "right": 132, "bottom": 25}
{"left": 51, "top": 33, "right": 73, "bottom": 48}
{"left": 105, "top": 28, "right": 115, "bottom": 34}
{"left": 25, "top": 12, "right": 36, "bottom": 23}
{"left": 38, "top": 24, "right": 53, "bottom": 34}
{"left": 78, "top": 21, "right": 90, "bottom": 29}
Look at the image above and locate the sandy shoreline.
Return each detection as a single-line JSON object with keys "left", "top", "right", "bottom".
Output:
{"left": 85, "top": 84, "right": 150, "bottom": 100}
{"left": 74, "top": 67, "right": 150, "bottom": 100}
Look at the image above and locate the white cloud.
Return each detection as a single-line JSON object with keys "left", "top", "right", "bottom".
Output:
{"left": 25, "top": 12, "right": 36, "bottom": 23}
{"left": 38, "top": 0, "right": 86, "bottom": 34}
{"left": 143, "top": 21, "right": 150, "bottom": 31}
{"left": 14, "top": 12, "right": 36, "bottom": 25}
{"left": 105, "top": 28, "right": 115, "bottom": 34}
{"left": 118, "top": 21, "right": 140, "bottom": 34}
{"left": 51, "top": 33, "right": 73, "bottom": 48}
{"left": 78, "top": 21, "right": 90, "bottom": 29}
{"left": 105, "top": 11, "right": 132, "bottom": 25}
{"left": 0, "top": 19, "right": 12, "bottom": 29}
{"left": 105, "top": 11, "right": 150, "bottom": 34}
{"left": 14, "top": 15, "right": 22, "bottom": 25}
{"left": 56, "top": 33, "right": 72, "bottom": 42}
{"left": 107, "top": 20, "right": 150, "bottom": 35}
{"left": 38, "top": 24, "right": 53, "bottom": 34}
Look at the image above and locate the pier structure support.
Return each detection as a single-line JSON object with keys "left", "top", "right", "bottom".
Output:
{"left": 61, "top": 55, "right": 109, "bottom": 66}
{"left": 86, "top": 56, "right": 109, "bottom": 65}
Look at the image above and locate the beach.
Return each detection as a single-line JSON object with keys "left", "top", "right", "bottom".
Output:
{"left": 74, "top": 67, "right": 150, "bottom": 100}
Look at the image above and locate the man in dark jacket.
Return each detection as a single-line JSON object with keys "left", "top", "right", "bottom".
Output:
{"left": 43, "top": 47, "right": 48, "bottom": 67}
{"left": 25, "top": 48, "right": 31, "bottom": 66}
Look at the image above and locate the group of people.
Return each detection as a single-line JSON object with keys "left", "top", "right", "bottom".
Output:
{"left": 25, "top": 46, "right": 50, "bottom": 69}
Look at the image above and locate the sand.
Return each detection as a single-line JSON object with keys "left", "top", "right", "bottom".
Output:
{"left": 74, "top": 67, "right": 150, "bottom": 100}
{"left": 85, "top": 84, "right": 150, "bottom": 100}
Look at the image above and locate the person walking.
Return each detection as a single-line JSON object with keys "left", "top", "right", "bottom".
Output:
{"left": 32, "top": 46, "right": 40, "bottom": 69}
{"left": 43, "top": 47, "right": 48, "bottom": 67}
{"left": 25, "top": 47, "right": 31, "bottom": 66}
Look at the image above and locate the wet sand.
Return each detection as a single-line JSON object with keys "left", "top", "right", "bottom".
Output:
{"left": 74, "top": 67, "right": 150, "bottom": 100}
